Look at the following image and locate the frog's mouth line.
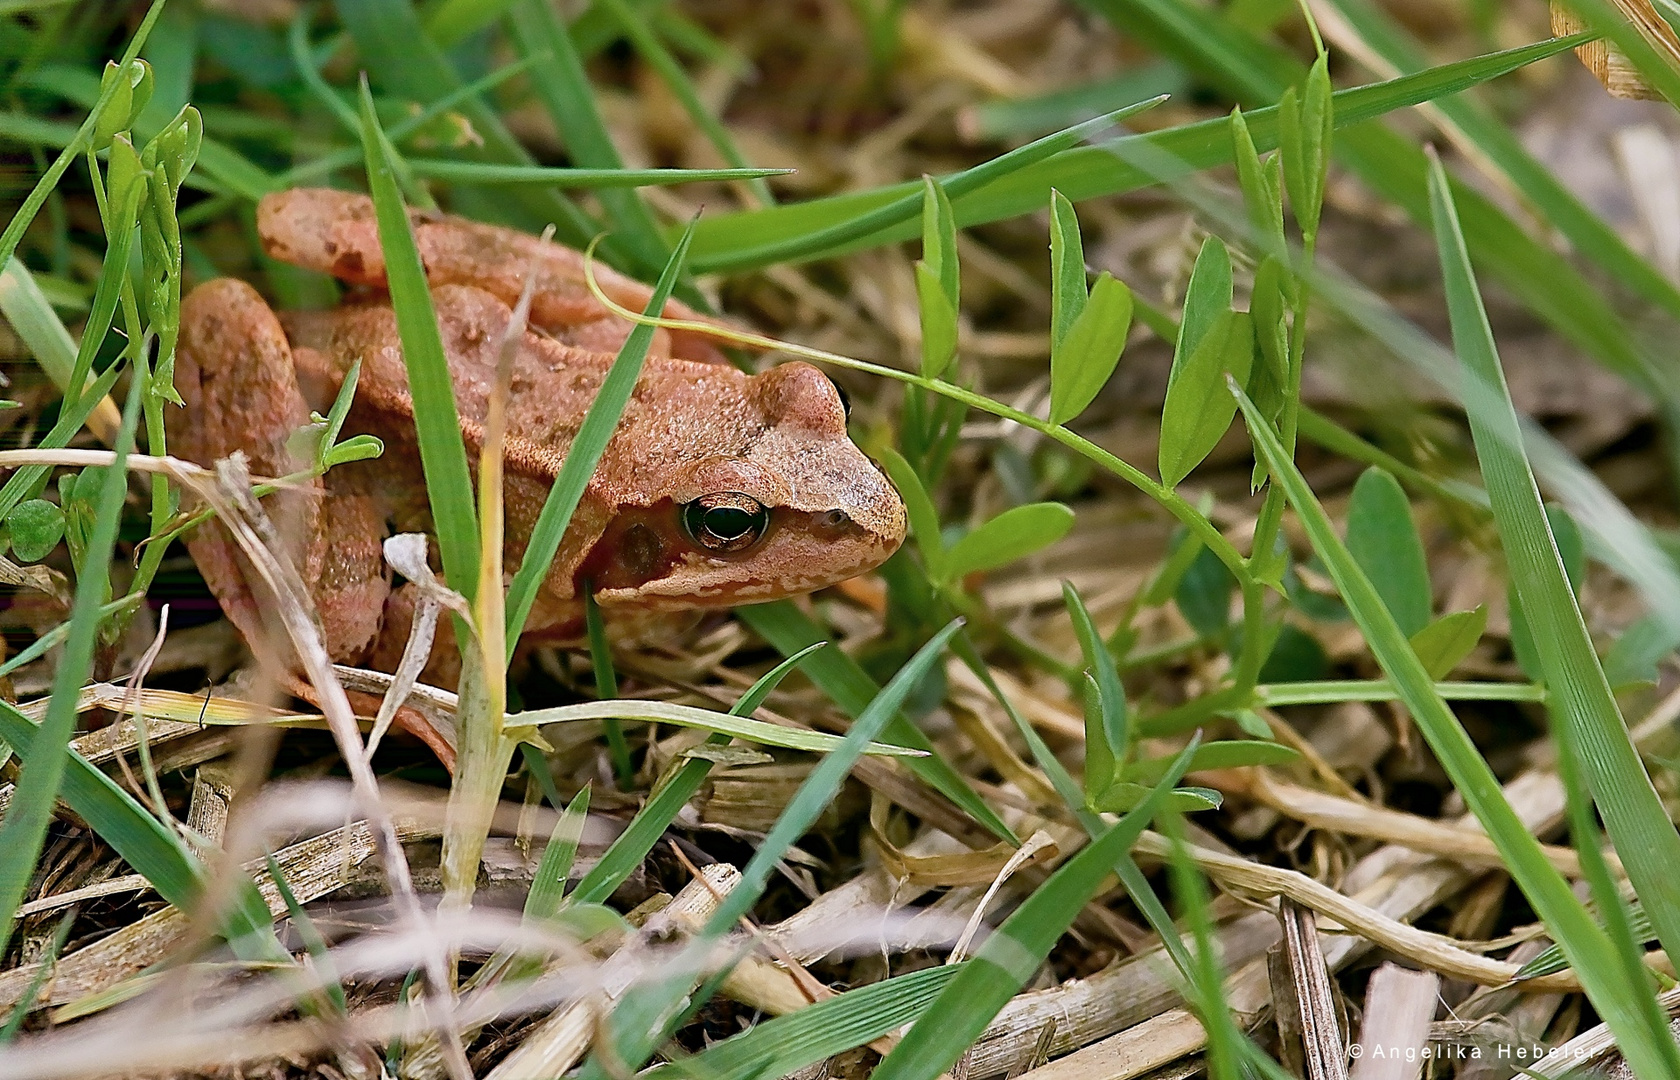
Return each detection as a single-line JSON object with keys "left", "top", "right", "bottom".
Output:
{"left": 578, "top": 501, "right": 898, "bottom": 609}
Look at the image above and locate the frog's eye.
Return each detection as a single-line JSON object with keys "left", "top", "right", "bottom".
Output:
{"left": 682, "top": 492, "right": 770, "bottom": 553}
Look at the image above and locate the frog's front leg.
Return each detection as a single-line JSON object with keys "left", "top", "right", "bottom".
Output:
{"left": 169, "top": 279, "right": 391, "bottom": 665}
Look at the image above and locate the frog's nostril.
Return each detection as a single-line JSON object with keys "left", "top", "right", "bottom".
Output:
{"left": 820, "top": 509, "right": 852, "bottom": 530}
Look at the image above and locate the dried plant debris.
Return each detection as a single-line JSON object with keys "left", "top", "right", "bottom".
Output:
{"left": 3, "top": 1, "right": 1680, "bottom": 1078}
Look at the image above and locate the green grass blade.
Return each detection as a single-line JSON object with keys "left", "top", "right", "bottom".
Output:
{"left": 584, "top": 588, "right": 633, "bottom": 785}
{"left": 737, "top": 601, "right": 1017, "bottom": 843}
{"left": 569, "top": 643, "right": 824, "bottom": 906}
{"left": 1235, "top": 382, "right": 1680, "bottom": 1080}
{"left": 0, "top": 703, "right": 215, "bottom": 932}
{"left": 967, "top": 65, "right": 1188, "bottom": 139}
{"left": 690, "top": 96, "right": 1168, "bottom": 272}
{"left": 1161, "top": 821, "right": 1243, "bottom": 1080}
{"left": 707, "top": 616, "right": 953, "bottom": 935}
{"left": 1308, "top": 252, "right": 1680, "bottom": 667}
{"left": 577, "top": 621, "right": 966, "bottom": 1080}
{"left": 1321, "top": 0, "right": 1680, "bottom": 322}
{"left": 401, "top": 160, "right": 792, "bottom": 187}
{"left": 871, "top": 736, "right": 1201, "bottom": 1080}
{"left": 1556, "top": 739, "right": 1680, "bottom": 1073}
{"left": 525, "top": 786, "right": 590, "bottom": 921}
{"left": 1077, "top": 0, "right": 1667, "bottom": 415}
{"left": 644, "top": 965, "right": 963, "bottom": 1080}
{"left": 506, "top": 0, "right": 674, "bottom": 279}
{"left": 596, "top": 0, "right": 775, "bottom": 207}
{"left": 503, "top": 222, "right": 694, "bottom": 649}
{"left": 336, "top": 0, "right": 601, "bottom": 249}
{"left": 357, "top": 78, "right": 480, "bottom": 601}
{"left": 1427, "top": 154, "right": 1680, "bottom": 975}
{"left": 683, "top": 34, "right": 1584, "bottom": 270}
{"left": 266, "top": 855, "right": 347, "bottom": 1016}
{"left": 0, "top": 259, "right": 80, "bottom": 397}
{"left": 0, "top": 378, "right": 142, "bottom": 957}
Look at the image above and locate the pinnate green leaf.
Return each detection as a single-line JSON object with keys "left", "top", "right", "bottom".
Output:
{"left": 1065, "top": 583, "right": 1127, "bottom": 797}
{"left": 915, "top": 262, "right": 958, "bottom": 379}
{"left": 941, "top": 502, "right": 1075, "bottom": 583}
{"left": 1171, "top": 236, "right": 1233, "bottom": 382}
{"left": 1409, "top": 606, "right": 1487, "bottom": 680}
{"left": 1230, "top": 107, "right": 1284, "bottom": 256}
{"left": 920, "top": 175, "right": 958, "bottom": 308}
{"left": 1346, "top": 467, "right": 1432, "bottom": 637}
{"left": 877, "top": 446, "right": 945, "bottom": 580}
{"left": 1280, "top": 55, "right": 1333, "bottom": 240}
{"left": 1174, "top": 541, "right": 1234, "bottom": 637}
{"left": 1159, "top": 310, "right": 1252, "bottom": 487}
{"left": 1049, "top": 188, "right": 1086, "bottom": 349}
{"left": 1049, "top": 271, "right": 1132, "bottom": 425}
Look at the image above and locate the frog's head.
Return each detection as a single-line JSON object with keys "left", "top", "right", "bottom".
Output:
{"left": 584, "top": 362, "right": 907, "bottom": 610}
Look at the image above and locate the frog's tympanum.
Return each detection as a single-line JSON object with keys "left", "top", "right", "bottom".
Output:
{"left": 168, "top": 189, "right": 906, "bottom": 740}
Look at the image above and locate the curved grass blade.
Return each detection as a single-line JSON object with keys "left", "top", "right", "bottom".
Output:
{"left": 871, "top": 736, "right": 1201, "bottom": 1080}
{"left": 576, "top": 621, "right": 966, "bottom": 1080}
{"left": 357, "top": 78, "right": 480, "bottom": 601}
{"left": 507, "top": 698, "right": 922, "bottom": 756}
{"left": 402, "top": 160, "right": 791, "bottom": 187}
{"left": 1235, "top": 381, "right": 1680, "bottom": 1080}
{"left": 644, "top": 965, "right": 962, "bottom": 1080}
{"left": 569, "top": 643, "right": 824, "bottom": 905}
{"left": 1427, "top": 153, "right": 1680, "bottom": 975}
{"left": 691, "top": 96, "right": 1168, "bottom": 272}
{"left": 738, "top": 601, "right": 1016, "bottom": 843}
{"left": 1556, "top": 735, "right": 1680, "bottom": 1074}
{"left": 683, "top": 34, "right": 1585, "bottom": 270}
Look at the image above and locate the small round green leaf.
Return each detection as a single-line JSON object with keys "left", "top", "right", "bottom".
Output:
{"left": 5, "top": 500, "right": 64, "bottom": 563}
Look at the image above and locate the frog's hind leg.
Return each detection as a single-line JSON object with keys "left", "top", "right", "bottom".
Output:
{"left": 256, "top": 187, "right": 728, "bottom": 363}
{"left": 169, "top": 279, "right": 389, "bottom": 665}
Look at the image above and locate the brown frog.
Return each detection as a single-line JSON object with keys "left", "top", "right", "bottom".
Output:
{"left": 167, "top": 188, "right": 905, "bottom": 751}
